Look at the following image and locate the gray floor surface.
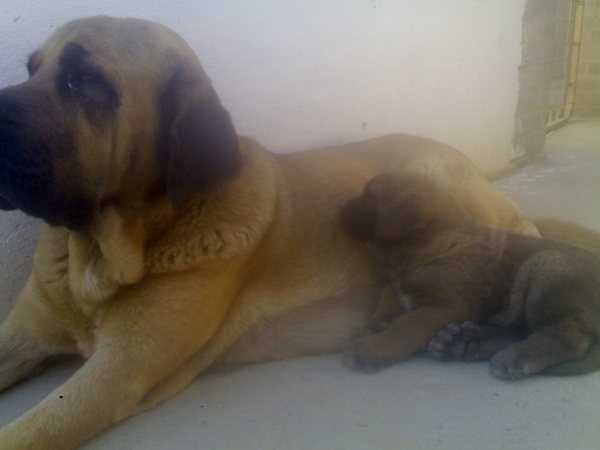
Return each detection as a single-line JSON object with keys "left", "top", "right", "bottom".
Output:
{"left": 1, "top": 119, "right": 599, "bottom": 449}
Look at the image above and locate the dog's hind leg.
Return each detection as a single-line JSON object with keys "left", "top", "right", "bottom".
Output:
{"left": 490, "top": 250, "right": 600, "bottom": 379}
{"left": 490, "top": 321, "right": 591, "bottom": 380}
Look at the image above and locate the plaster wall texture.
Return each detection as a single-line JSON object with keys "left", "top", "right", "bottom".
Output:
{"left": 0, "top": 0, "right": 526, "bottom": 316}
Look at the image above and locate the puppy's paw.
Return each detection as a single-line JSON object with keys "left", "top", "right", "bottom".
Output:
{"left": 344, "top": 337, "right": 394, "bottom": 374}
{"left": 490, "top": 347, "right": 534, "bottom": 380}
{"left": 428, "top": 321, "right": 479, "bottom": 360}
{"left": 364, "top": 318, "right": 393, "bottom": 335}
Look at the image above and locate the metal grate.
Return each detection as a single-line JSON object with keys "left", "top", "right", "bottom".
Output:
{"left": 547, "top": 0, "right": 584, "bottom": 129}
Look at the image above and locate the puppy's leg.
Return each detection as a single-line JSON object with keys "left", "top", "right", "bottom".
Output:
{"left": 364, "top": 284, "right": 407, "bottom": 334}
{"left": 345, "top": 305, "right": 465, "bottom": 373}
{"left": 490, "top": 321, "right": 591, "bottom": 380}
{"left": 429, "top": 322, "right": 522, "bottom": 361}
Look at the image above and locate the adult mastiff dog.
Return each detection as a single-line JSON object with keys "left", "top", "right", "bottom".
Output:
{"left": 0, "top": 15, "right": 561, "bottom": 449}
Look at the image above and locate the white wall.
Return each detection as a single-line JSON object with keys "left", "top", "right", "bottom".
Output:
{"left": 0, "top": 0, "right": 526, "bottom": 314}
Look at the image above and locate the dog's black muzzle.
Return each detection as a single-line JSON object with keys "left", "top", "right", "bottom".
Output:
{"left": 0, "top": 85, "right": 95, "bottom": 229}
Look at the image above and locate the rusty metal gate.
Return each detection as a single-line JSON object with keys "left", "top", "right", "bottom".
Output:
{"left": 547, "top": 0, "right": 585, "bottom": 131}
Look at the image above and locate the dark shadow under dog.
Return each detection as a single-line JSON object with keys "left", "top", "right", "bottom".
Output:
{"left": 340, "top": 171, "right": 600, "bottom": 379}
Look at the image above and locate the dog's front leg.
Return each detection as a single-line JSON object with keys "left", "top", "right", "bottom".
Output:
{"left": 0, "top": 278, "right": 80, "bottom": 392}
{"left": 0, "top": 272, "right": 236, "bottom": 450}
{"left": 0, "top": 318, "right": 56, "bottom": 393}
{"left": 0, "top": 324, "right": 213, "bottom": 450}
{"left": 0, "top": 348, "right": 148, "bottom": 450}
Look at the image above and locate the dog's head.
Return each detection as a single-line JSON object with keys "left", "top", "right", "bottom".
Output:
{"left": 341, "top": 172, "right": 441, "bottom": 243}
{"left": 0, "top": 16, "right": 241, "bottom": 229}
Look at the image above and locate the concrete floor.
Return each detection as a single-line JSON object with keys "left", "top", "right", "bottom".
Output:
{"left": 1, "top": 120, "right": 599, "bottom": 449}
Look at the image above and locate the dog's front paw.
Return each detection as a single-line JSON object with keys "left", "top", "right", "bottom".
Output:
{"left": 343, "top": 337, "right": 394, "bottom": 374}
{"left": 428, "top": 321, "right": 479, "bottom": 360}
{"left": 490, "top": 346, "right": 535, "bottom": 380}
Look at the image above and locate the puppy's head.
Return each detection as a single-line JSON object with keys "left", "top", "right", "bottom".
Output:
{"left": 341, "top": 172, "right": 437, "bottom": 243}
{"left": 0, "top": 16, "right": 241, "bottom": 229}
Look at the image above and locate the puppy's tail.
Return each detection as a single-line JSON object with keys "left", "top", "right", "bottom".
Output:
{"left": 542, "top": 341, "right": 600, "bottom": 376}
{"left": 532, "top": 218, "right": 600, "bottom": 257}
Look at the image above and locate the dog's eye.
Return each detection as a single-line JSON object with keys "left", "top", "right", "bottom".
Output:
{"left": 67, "top": 71, "right": 104, "bottom": 93}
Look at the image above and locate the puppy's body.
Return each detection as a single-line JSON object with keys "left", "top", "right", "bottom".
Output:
{"left": 341, "top": 172, "right": 600, "bottom": 379}
{"left": 0, "top": 16, "right": 591, "bottom": 449}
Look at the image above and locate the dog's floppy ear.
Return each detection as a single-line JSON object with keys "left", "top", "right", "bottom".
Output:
{"left": 160, "top": 66, "right": 242, "bottom": 207}
{"left": 340, "top": 192, "right": 378, "bottom": 240}
{"left": 373, "top": 191, "right": 433, "bottom": 242}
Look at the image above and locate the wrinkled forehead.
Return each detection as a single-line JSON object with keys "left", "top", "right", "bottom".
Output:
{"left": 31, "top": 16, "right": 203, "bottom": 79}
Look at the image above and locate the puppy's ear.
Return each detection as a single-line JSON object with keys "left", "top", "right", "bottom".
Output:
{"left": 160, "top": 67, "right": 242, "bottom": 207}
{"left": 340, "top": 192, "right": 378, "bottom": 240}
{"left": 373, "top": 192, "right": 433, "bottom": 242}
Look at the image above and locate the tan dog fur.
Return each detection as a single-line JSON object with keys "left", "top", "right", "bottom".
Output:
{"left": 0, "top": 16, "right": 545, "bottom": 449}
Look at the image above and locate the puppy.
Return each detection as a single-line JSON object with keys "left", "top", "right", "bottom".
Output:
{"left": 340, "top": 171, "right": 600, "bottom": 379}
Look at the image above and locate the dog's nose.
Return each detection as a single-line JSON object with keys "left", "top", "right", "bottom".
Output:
{"left": 0, "top": 86, "right": 26, "bottom": 124}
{"left": 0, "top": 88, "right": 27, "bottom": 156}
{"left": 0, "top": 86, "right": 50, "bottom": 213}
{"left": 0, "top": 88, "right": 29, "bottom": 161}
{"left": 0, "top": 93, "right": 21, "bottom": 211}
{"left": 0, "top": 92, "right": 24, "bottom": 210}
